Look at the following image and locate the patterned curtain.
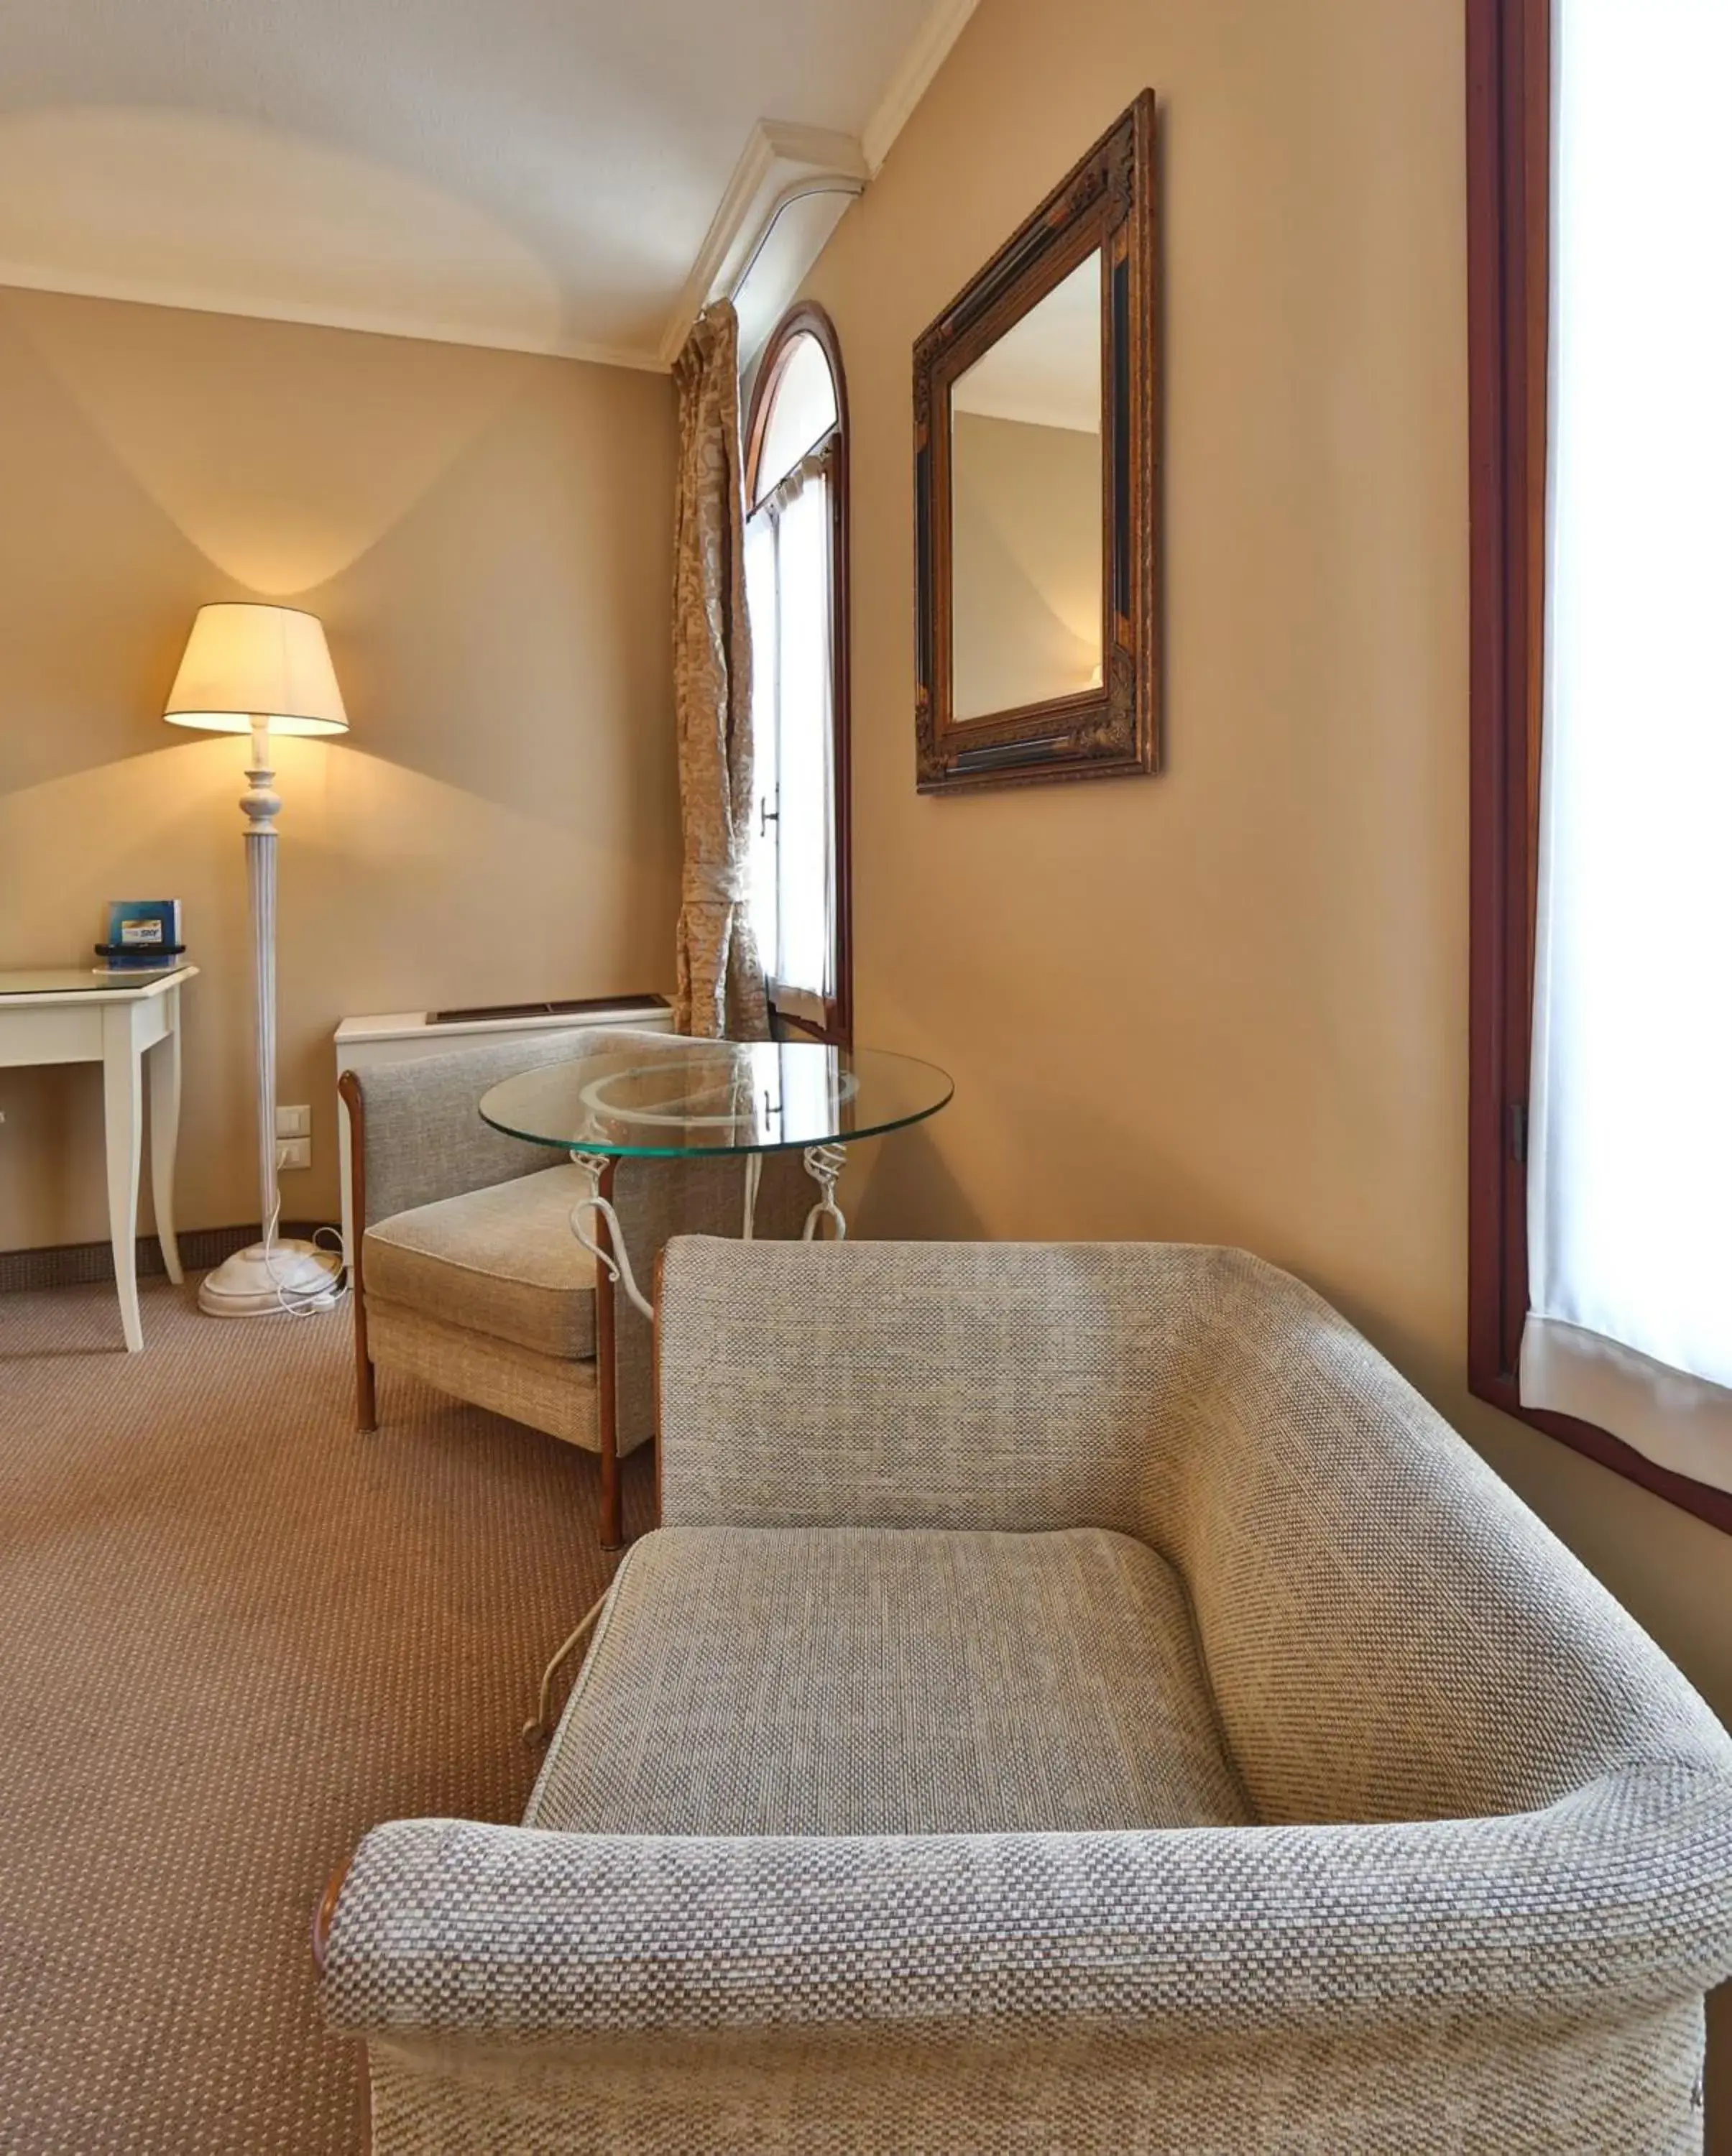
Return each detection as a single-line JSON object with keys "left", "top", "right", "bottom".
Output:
{"left": 671, "top": 302, "right": 769, "bottom": 1041}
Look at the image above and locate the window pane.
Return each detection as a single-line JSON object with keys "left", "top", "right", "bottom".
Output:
{"left": 1523, "top": 0, "right": 1732, "bottom": 1454}
{"left": 773, "top": 469, "right": 834, "bottom": 1000}
{"left": 775, "top": 1040, "right": 843, "bottom": 1145}
{"left": 753, "top": 334, "right": 837, "bottom": 503}
{"left": 744, "top": 506, "right": 780, "bottom": 977}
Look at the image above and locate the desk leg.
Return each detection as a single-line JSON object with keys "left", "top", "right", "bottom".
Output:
{"left": 149, "top": 988, "right": 183, "bottom": 1285}
{"left": 103, "top": 1003, "right": 144, "bottom": 1353}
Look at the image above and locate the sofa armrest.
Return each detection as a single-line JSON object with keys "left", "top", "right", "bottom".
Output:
{"left": 1154, "top": 1254, "right": 1732, "bottom": 1828}
{"left": 323, "top": 1769, "right": 1732, "bottom": 2048}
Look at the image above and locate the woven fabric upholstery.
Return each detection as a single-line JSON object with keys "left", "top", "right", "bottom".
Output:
{"left": 347, "top": 1029, "right": 632, "bottom": 1232}
{"left": 365, "top": 1299, "right": 607, "bottom": 1452}
{"left": 525, "top": 1524, "right": 1252, "bottom": 1836}
{"left": 604, "top": 1148, "right": 811, "bottom": 1448}
{"left": 325, "top": 1240, "right": 1732, "bottom": 2153}
{"left": 350, "top": 1033, "right": 811, "bottom": 1455}
{"left": 366, "top": 1165, "right": 597, "bottom": 1360}
{"left": 361, "top": 2003, "right": 1705, "bottom": 2156}
{"left": 653, "top": 1240, "right": 1724, "bottom": 1828}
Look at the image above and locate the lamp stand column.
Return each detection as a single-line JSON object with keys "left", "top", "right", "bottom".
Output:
{"left": 247, "top": 722, "right": 279, "bottom": 1249}
{"left": 197, "top": 719, "right": 341, "bottom": 1317}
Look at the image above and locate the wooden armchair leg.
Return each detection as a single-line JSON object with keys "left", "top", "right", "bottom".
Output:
{"left": 599, "top": 1426, "right": 621, "bottom": 1552}
{"left": 356, "top": 1335, "right": 377, "bottom": 1433}
{"left": 338, "top": 1069, "right": 377, "bottom": 1434}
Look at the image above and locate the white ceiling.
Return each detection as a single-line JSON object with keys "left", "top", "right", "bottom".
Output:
{"left": 0, "top": 0, "right": 976, "bottom": 369}
{"left": 952, "top": 253, "right": 1102, "bottom": 433}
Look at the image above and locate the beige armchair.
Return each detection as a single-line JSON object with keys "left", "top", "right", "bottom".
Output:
{"left": 323, "top": 1238, "right": 1732, "bottom": 2151}
{"left": 338, "top": 1029, "right": 806, "bottom": 1546}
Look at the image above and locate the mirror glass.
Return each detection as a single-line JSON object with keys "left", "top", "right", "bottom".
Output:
{"left": 949, "top": 250, "right": 1103, "bottom": 724}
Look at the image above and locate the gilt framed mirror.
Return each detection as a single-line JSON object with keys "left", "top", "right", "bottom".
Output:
{"left": 913, "top": 91, "right": 1159, "bottom": 794}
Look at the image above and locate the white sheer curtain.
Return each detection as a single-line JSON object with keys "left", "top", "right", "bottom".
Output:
{"left": 744, "top": 506, "right": 780, "bottom": 982}
{"left": 744, "top": 448, "right": 837, "bottom": 1025}
{"left": 1521, "top": 0, "right": 1732, "bottom": 1488}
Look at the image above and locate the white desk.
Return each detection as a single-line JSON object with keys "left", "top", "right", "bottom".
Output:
{"left": 0, "top": 966, "right": 196, "bottom": 1351}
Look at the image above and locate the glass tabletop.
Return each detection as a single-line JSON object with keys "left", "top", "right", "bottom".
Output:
{"left": 479, "top": 1040, "right": 954, "bottom": 1159}
{"left": 0, "top": 964, "right": 191, "bottom": 997}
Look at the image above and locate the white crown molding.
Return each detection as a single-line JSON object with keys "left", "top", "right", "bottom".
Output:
{"left": 0, "top": 258, "right": 668, "bottom": 372}
{"left": 655, "top": 0, "right": 978, "bottom": 365}
{"left": 656, "top": 119, "right": 866, "bottom": 367}
{"left": 860, "top": 0, "right": 980, "bottom": 176}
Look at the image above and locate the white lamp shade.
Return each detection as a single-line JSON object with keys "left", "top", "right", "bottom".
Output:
{"left": 163, "top": 602, "right": 349, "bottom": 737}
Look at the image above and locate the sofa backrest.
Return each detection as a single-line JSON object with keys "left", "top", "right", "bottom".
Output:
{"left": 655, "top": 1236, "right": 1732, "bottom": 1830}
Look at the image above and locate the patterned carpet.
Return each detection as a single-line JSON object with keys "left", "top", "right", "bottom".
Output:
{"left": 0, "top": 1272, "right": 650, "bottom": 2155}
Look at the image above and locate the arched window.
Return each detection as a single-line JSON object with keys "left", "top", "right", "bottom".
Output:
{"left": 743, "top": 304, "right": 851, "bottom": 1045}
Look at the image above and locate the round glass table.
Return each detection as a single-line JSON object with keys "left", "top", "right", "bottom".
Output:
{"left": 479, "top": 1039, "right": 953, "bottom": 1317}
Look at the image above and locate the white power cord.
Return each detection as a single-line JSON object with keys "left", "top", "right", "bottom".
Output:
{"left": 522, "top": 1590, "right": 609, "bottom": 1746}
{"left": 257, "top": 1188, "right": 349, "bottom": 1318}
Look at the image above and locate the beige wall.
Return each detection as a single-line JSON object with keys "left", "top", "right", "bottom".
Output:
{"left": 803, "top": 0, "right": 1732, "bottom": 2128}
{"left": 952, "top": 411, "right": 1101, "bottom": 719}
{"left": 0, "top": 288, "right": 678, "bottom": 1250}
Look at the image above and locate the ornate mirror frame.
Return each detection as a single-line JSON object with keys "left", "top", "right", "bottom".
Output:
{"left": 913, "top": 91, "right": 1160, "bottom": 795}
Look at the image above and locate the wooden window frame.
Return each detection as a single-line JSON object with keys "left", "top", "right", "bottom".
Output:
{"left": 1465, "top": 0, "right": 1732, "bottom": 1532}
{"left": 742, "top": 302, "right": 854, "bottom": 1049}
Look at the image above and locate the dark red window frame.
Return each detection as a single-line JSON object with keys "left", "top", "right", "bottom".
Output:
{"left": 1465, "top": 0, "right": 1732, "bottom": 1533}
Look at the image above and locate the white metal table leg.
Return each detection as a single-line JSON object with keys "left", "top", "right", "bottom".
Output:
{"left": 568, "top": 1151, "right": 655, "bottom": 1322}
{"left": 566, "top": 1142, "right": 849, "bottom": 1304}
{"left": 801, "top": 1143, "right": 848, "bottom": 1241}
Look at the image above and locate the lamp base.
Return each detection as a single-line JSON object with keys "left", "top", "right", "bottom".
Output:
{"left": 197, "top": 1240, "right": 344, "bottom": 1318}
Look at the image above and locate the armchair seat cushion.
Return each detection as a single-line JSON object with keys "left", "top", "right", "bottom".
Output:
{"left": 364, "top": 1164, "right": 596, "bottom": 1361}
{"left": 527, "top": 1522, "right": 1254, "bottom": 1837}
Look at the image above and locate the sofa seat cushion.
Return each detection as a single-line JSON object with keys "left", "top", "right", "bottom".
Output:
{"left": 527, "top": 1524, "right": 1254, "bottom": 1836}
{"left": 364, "top": 1164, "right": 596, "bottom": 1360}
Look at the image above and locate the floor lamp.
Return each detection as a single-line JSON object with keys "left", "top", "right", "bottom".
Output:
{"left": 163, "top": 602, "right": 348, "bottom": 1317}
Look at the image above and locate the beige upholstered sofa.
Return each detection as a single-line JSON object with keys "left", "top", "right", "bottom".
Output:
{"left": 323, "top": 1240, "right": 1732, "bottom": 2152}
{"left": 338, "top": 1030, "right": 806, "bottom": 1546}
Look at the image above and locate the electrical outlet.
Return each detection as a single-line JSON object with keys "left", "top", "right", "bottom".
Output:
{"left": 275, "top": 1104, "right": 311, "bottom": 1138}
{"left": 276, "top": 1136, "right": 312, "bottom": 1171}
